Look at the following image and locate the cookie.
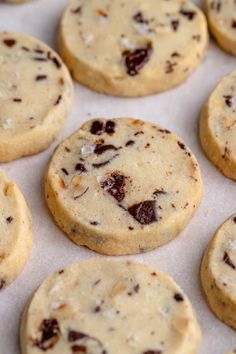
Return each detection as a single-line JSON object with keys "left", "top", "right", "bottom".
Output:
{"left": 20, "top": 259, "right": 201, "bottom": 354}
{"left": 200, "top": 70, "right": 236, "bottom": 180}
{"left": 0, "top": 170, "right": 32, "bottom": 290}
{"left": 226, "top": 351, "right": 236, "bottom": 354}
{"left": 1, "top": 0, "right": 32, "bottom": 3}
{"left": 205, "top": 0, "right": 236, "bottom": 55}
{"left": 201, "top": 214, "right": 236, "bottom": 330}
{"left": 0, "top": 32, "right": 73, "bottom": 163}
{"left": 45, "top": 118, "right": 203, "bottom": 255}
{"left": 59, "top": 0, "right": 208, "bottom": 97}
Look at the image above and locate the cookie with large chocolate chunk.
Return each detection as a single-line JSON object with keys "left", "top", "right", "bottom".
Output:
{"left": 59, "top": 0, "right": 208, "bottom": 96}
{"left": 0, "top": 32, "right": 73, "bottom": 162}
{"left": 0, "top": 170, "right": 32, "bottom": 289}
{"left": 200, "top": 70, "right": 236, "bottom": 180}
{"left": 45, "top": 118, "right": 203, "bottom": 255}
{"left": 20, "top": 259, "right": 201, "bottom": 354}
{"left": 201, "top": 214, "right": 236, "bottom": 330}
{"left": 205, "top": 0, "right": 236, "bottom": 55}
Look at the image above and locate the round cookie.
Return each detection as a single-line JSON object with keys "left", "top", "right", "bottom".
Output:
{"left": 205, "top": 0, "right": 236, "bottom": 56}
{"left": 200, "top": 70, "right": 236, "bottom": 180}
{"left": 0, "top": 170, "right": 32, "bottom": 289}
{"left": 0, "top": 32, "right": 73, "bottom": 163}
{"left": 20, "top": 259, "right": 201, "bottom": 354}
{"left": 45, "top": 118, "right": 203, "bottom": 255}
{"left": 59, "top": 0, "right": 208, "bottom": 97}
{"left": 201, "top": 214, "right": 236, "bottom": 330}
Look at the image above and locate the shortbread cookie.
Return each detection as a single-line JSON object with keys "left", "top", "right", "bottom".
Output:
{"left": 0, "top": 170, "right": 32, "bottom": 289}
{"left": 59, "top": 0, "right": 208, "bottom": 96}
{"left": 20, "top": 259, "right": 201, "bottom": 354}
{"left": 0, "top": 32, "right": 73, "bottom": 162}
{"left": 201, "top": 214, "right": 236, "bottom": 330}
{"left": 200, "top": 70, "right": 236, "bottom": 180}
{"left": 205, "top": 0, "right": 236, "bottom": 55}
{"left": 45, "top": 118, "right": 203, "bottom": 255}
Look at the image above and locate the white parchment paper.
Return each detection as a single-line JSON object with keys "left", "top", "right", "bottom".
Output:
{"left": 0, "top": 0, "right": 235, "bottom": 353}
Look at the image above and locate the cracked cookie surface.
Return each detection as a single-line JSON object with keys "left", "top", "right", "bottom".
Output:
{"left": 45, "top": 118, "right": 203, "bottom": 255}
{"left": 59, "top": 0, "right": 208, "bottom": 96}
{"left": 0, "top": 170, "right": 32, "bottom": 289}
{"left": 200, "top": 70, "right": 236, "bottom": 180}
{"left": 201, "top": 214, "right": 236, "bottom": 330}
{"left": 0, "top": 32, "right": 73, "bottom": 162}
{"left": 20, "top": 259, "right": 201, "bottom": 354}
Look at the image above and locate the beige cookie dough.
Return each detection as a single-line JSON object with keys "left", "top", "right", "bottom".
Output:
{"left": 20, "top": 259, "right": 201, "bottom": 354}
{"left": 45, "top": 118, "right": 203, "bottom": 256}
{"left": 0, "top": 32, "right": 73, "bottom": 163}
{"left": 201, "top": 214, "right": 236, "bottom": 330}
{"left": 200, "top": 70, "right": 236, "bottom": 180}
{"left": 205, "top": 0, "right": 236, "bottom": 55}
{"left": 59, "top": 0, "right": 208, "bottom": 97}
{"left": 0, "top": 170, "right": 32, "bottom": 289}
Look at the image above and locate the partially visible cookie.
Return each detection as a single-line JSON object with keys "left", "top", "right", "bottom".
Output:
{"left": 205, "top": 0, "right": 236, "bottom": 55}
{"left": 200, "top": 70, "right": 236, "bottom": 180}
{"left": 59, "top": 0, "right": 208, "bottom": 96}
{"left": 45, "top": 117, "right": 203, "bottom": 255}
{"left": 225, "top": 350, "right": 236, "bottom": 354}
{"left": 20, "top": 259, "right": 201, "bottom": 354}
{"left": 0, "top": 170, "right": 32, "bottom": 290}
{"left": 0, "top": 32, "right": 73, "bottom": 162}
{"left": 201, "top": 214, "right": 236, "bottom": 330}
{"left": 1, "top": 0, "right": 32, "bottom": 3}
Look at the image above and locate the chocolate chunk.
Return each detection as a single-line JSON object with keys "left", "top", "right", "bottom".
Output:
{"left": 90, "top": 221, "right": 99, "bottom": 226}
{"left": 232, "top": 20, "right": 236, "bottom": 28}
{"left": 158, "top": 128, "right": 171, "bottom": 134}
{"left": 223, "top": 251, "right": 236, "bottom": 270}
{"left": 165, "top": 60, "right": 177, "bottom": 74}
{"left": 171, "top": 52, "right": 181, "bottom": 58}
{"left": 174, "top": 293, "right": 184, "bottom": 302}
{"left": 223, "top": 95, "right": 233, "bottom": 107}
{"left": 13, "top": 98, "right": 22, "bottom": 102}
{"left": 90, "top": 121, "right": 104, "bottom": 135}
{"left": 233, "top": 217, "right": 236, "bottom": 224}
{"left": 92, "top": 153, "right": 119, "bottom": 168}
{"left": 125, "top": 140, "right": 135, "bottom": 146}
{"left": 171, "top": 20, "right": 179, "bottom": 31}
{"left": 54, "top": 95, "right": 62, "bottom": 106}
{"left": 47, "top": 52, "right": 62, "bottom": 69}
{"left": 178, "top": 141, "right": 186, "bottom": 150}
{"left": 61, "top": 168, "right": 69, "bottom": 175}
{"left": 100, "top": 172, "right": 126, "bottom": 202}
{"left": 75, "top": 163, "right": 87, "bottom": 173}
{"left": 95, "top": 144, "right": 118, "bottom": 155}
{"left": 68, "top": 330, "right": 106, "bottom": 354}
{"left": 180, "top": 8, "right": 196, "bottom": 20}
{"left": 21, "top": 46, "right": 30, "bottom": 52}
{"left": 34, "top": 319, "right": 60, "bottom": 350}
{"left": 34, "top": 49, "right": 44, "bottom": 54}
{"left": 128, "top": 200, "right": 157, "bottom": 225}
{"left": 134, "top": 131, "right": 144, "bottom": 136}
{"left": 143, "top": 351, "right": 162, "bottom": 354}
{"left": 6, "top": 216, "right": 13, "bottom": 223}
{"left": 133, "top": 11, "right": 148, "bottom": 24}
{"left": 90, "top": 120, "right": 116, "bottom": 135}
{"left": 3, "top": 39, "right": 16, "bottom": 48}
{"left": 134, "top": 284, "right": 140, "bottom": 293}
{"left": 123, "top": 42, "right": 153, "bottom": 76}
{"left": 0, "top": 279, "right": 6, "bottom": 290}
{"left": 36, "top": 75, "right": 47, "bottom": 81}
{"left": 68, "top": 331, "right": 87, "bottom": 342}
{"left": 105, "top": 120, "right": 116, "bottom": 134}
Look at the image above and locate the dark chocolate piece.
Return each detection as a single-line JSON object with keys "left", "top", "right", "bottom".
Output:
{"left": 128, "top": 200, "right": 157, "bottom": 225}
{"left": 3, "top": 39, "right": 16, "bottom": 47}
{"left": 100, "top": 172, "right": 126, "bottom": 202}
{"left": 174, "top": 293, "right": 184, "bottom": 302}
{"left": 123, "top": 42, "right": 153, "bottom": 76}
{"left": 223, "top": 251, "right": 236, "bottom": 270}
{"left": 34, "top": 319, "right": 60, "bottom": 350}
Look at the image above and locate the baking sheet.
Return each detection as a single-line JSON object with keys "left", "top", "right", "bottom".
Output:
{"left": 0, "top": 0, "right": 236, "bottom": 353}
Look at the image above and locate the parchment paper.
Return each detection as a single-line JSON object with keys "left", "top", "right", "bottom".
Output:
{"left": 0, "top": 1, "right": 235, "bottom": 353}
